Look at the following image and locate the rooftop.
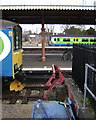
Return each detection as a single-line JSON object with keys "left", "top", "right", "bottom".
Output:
{"left": 0, "top": 0, "right": 96, "bottom": 10}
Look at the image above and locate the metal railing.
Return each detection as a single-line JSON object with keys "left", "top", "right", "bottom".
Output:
{"left": 83, "top": 63, "right": 96, "bottom": 109}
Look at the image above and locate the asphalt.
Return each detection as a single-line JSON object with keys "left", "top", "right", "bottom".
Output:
{"left": 23, "top": 54, "right": 72, "bottom": 69}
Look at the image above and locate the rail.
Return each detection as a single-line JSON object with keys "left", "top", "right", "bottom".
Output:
{"left": 83, "top": 63, "right": 96, "bottom": 109}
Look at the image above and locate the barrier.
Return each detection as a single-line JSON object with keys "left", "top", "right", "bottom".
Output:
{"left": 83, "top": 64, "right": 96, "bottom": 109}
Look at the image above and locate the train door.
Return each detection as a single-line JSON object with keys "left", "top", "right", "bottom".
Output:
{"left": 12, "top": 25, "right": 22, "bottom": 78}
{"left": 10, "top": 25, "right": 24, "bottom": 91}
{"left": 73, "top": 38, "right": 78, "bottom": 44}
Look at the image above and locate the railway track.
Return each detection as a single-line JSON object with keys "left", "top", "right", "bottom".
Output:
{"left": 2, "top": 82, "right": 67, "bottom": 104}
{"left": 2, "top": 84, "right": 49, "bottom": 104}
{"left": 2, "top": 68, "right": 72, "bottom": 104}
{"left": 2, "top": 71, "right": 95, "bottom": 119}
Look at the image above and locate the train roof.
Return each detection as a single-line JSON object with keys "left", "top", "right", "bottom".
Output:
{"left": 52, "top": 35, "right": 96, "bottom": 37}
{"left": 0, "top": 19, "right": 19, "bottom": 29}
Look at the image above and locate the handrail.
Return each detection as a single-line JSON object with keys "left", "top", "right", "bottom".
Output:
{"left": 83, "top": 63, "right": 96, "bottom": 109}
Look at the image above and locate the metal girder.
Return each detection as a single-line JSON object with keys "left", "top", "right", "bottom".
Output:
{"left": 1, "top": 10, "right": 96, "bottom": 24}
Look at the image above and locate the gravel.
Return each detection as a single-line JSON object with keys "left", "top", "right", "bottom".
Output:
{"left": 2, "top": 101, "right": 34, "bottom": 119}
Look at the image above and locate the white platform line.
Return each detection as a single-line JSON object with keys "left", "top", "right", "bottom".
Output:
{"left": 23, "top": 46, "right": 73, "bottom": 49}
{"left": 23, "top": 54, "right": 63, "bottom": 56}
{"left": 22, "top": 67, "right": 72, "bottom": 71}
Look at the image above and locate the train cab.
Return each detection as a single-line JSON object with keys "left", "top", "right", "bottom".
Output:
{"left": 0, "top": 20, "right": 23, "bottom": 91}
{"left": 73, "top": 38, "right": 78, "bottom": 44}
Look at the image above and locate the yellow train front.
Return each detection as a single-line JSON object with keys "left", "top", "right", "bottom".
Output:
{"left": 0, "top": 20, "right": 23, "bottom": 91}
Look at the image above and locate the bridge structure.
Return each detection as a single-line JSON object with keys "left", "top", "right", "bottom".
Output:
{"left": 0, "top": 0, "right": 96, "bottom": 61}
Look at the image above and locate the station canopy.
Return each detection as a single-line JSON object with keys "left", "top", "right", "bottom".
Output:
{"left": 1, "top": 0, "right": 96, "bottom": 24}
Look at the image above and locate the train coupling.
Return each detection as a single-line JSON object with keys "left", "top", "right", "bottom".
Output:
{"left": 10, "top": 80, "right": 24, "bottom": 92}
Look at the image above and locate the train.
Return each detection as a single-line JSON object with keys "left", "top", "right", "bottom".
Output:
{"left": 50, "top": 35, "right": 96, "bottom": 46}
{"left": 49, "top": 35, "right": 96, "bottom": 61}
{"left": 0, "top": 20, "right": 23, "bottom": 91}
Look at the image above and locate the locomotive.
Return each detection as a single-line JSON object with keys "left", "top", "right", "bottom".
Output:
{"left": 0, "top": 20, "right": 23, "bottom": 91}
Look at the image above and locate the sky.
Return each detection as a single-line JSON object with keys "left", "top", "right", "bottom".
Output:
{"left": 20, "top": 24, "right": 95, "bottom": 34}
{"left": 15, "top": 0, "right": 95, "bottom": 33}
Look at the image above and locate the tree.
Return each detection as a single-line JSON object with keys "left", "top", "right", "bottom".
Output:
{"left": 60, "top": 25, "right": 70, "bottom": 34}
{"left": 84, "top": 27, "right": 96, "bottom": 35}
{"left": 64, "top": 26, "right": 83, "bottom": 35}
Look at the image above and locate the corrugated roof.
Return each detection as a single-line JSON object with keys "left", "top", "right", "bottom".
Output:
{"left": 0, "top": 5, "right": 95, "bottom": 10}
{"left": 0, "top": 0, "right": 96, "bottom": 10}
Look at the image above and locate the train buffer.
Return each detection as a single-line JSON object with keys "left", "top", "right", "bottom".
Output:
{"left": 44, "top": 64, "right": 65, "bottom": 99}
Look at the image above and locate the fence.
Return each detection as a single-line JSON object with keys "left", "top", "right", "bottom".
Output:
{"left": 72, "top": 44, "right": 96, "bottom": 112}
{"left": 83, "top": 63, "right": 96, "bottom": 109}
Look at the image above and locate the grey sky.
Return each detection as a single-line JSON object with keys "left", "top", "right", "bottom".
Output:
{"left": 20, "top": 24, "right": 95, "bottom": 34}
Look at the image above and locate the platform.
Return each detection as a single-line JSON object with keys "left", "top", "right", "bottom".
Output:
{"left": 23, "top": 54, "right": 72, "bottom": 71}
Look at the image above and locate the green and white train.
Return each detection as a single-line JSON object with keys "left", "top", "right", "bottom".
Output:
{"left": 50, "top": 35, "right": 96, "bottom": 61}
{"left": 50, "top": 35, "right": 96, "bottom": 46}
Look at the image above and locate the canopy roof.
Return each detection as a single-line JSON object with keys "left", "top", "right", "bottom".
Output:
{"left": 1, "top": 0, "right": 96, "bottom": 24}
{"left": 0, "top": 0, "right": 96, "bottom": 10}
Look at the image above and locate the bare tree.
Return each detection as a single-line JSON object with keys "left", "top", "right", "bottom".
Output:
{"left": 60, "top": 25, "right": 70, "bottom": 34}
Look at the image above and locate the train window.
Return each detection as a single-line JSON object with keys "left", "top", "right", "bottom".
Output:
{"left": 54, "top": 38, "right": 56, "bottom": 41}
{"left": 13, "top": 25, "right": 22, "bottom": 50}
{"left": 63, "top": 38, "right": 70, "bottom": 42}
{"left": 74, "top": 38, "right": 78, "bottom": 42}
{"left": 90, "top": 39, "right": 96, "bottom": 42}
{"left": 63, "top": 38, "right": 66, "bottom": 41}
{"left": 57, "top": 38, "right": 60, "bottom": 41}
{"left": 16, "top": 32, "right": 19, "bottom": 49}
{"left": 67, "top": 38, "right": 70, "bottom": 41}
{"left": 76, "top": 39, "right": 78, "bottom": 41}
{"left": 82, "top": 39, "right": 88, "bottom": 42}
